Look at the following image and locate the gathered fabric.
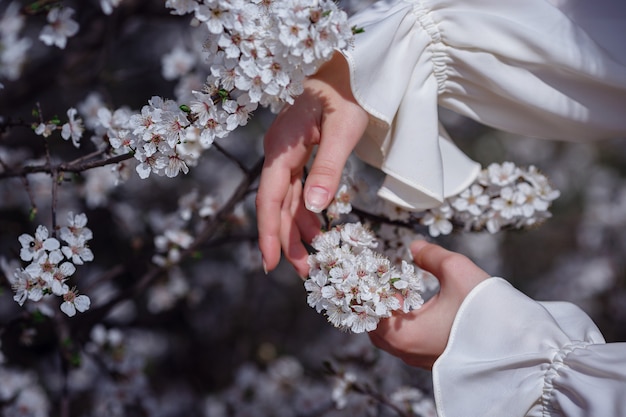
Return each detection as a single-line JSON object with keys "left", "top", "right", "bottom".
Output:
{"left": 341, "top": 0, "right": 626, "bottom": 210}
{"left": 433, "top": 278, "right": 626, "bottom": 417}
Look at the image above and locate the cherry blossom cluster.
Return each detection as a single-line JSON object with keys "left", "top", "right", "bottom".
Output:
{"left": 305, "top": 222, "right": 424, "bottom": 333}
{"left": 4, "top": 0, "right": 353, "bottom": 181}
{"left": 328, "top": 161, "right": 560, "bottom": 240}
{"left": 72, "top": 0, "right": 353, "bottom": 181}
{"left": 110, "top": 0, "right": 353, "bottom": 179}
{"left": 10, "top": 212, "right": 93, "bottom": 317}
{"left": 166, "top": 0, "right": 351, "bottom": 108}
{"left": 420, "top": 162, "right": 561, "bottom": 236}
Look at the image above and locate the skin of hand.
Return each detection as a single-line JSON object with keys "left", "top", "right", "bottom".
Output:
{"left": 256, "top": 52, "right": 369, "bottom": 277}
{"left": 369, "top": 240, "right": 490, "bottom": 370}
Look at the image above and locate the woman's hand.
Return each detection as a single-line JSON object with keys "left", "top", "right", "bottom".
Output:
{"left": 369, "top": 240, "right": 490, "bottom": 369}
{"left": 256, "top": 52, "right": 369, "bottom": 277}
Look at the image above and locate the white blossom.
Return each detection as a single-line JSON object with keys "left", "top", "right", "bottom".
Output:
{"left": 60, "top": 289, "right": 91, "bottom": 317}
{"left": 61, "top": 235, "right": 94, "bottom": 265}
{"left": 39, "top": 7, "right": 79, "bottom": 49}
{"left": 18, "top": 225, "right": 60, "bottom": 262}
{"left": 331, "top": 371, "right": 357, "bottom": 409}
{"left": 452, "top": 184, "right": 489, "bottom": 216}
{"left": 12, "top": 268, "right": 40, "bottom": 306}
{"left": 34, "top": 122, "right": 57, "bottom": 138}
{"left": 61, "top": 107, "right": 84, "bottom": 148}
{"left": 100, "top": 0, "right": 123, "bottom": 15}
{"left": 0, "top": 2, "right": 31, "bottom": 81}
{"left": 420, "top": 204, "right": 453, "bottom": 237}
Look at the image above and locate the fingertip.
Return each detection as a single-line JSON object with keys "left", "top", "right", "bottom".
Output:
{"left": 258, "top": 235, "right": 281, "bottom": 273}
{"left": 304, "top": 185, "right": 330, "bottom": 213}
{"left": 409, "top": 239, "right": 431, "bottom": 255}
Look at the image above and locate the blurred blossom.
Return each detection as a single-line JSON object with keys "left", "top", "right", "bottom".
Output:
{"left": 1, "top": 0, "right": 624, "bottom": 416}
{"left": 332, "top": 371, "right": 357, "bottom": 409}
{"left": 100, "top": 0, "right": 123, "bottom": 15}
{"left": 162, "top": 45, "right": 197, "bottom": 80}
{"left": 0, "top": 1, "right": 31, "bottom": 81}
{"left": 39, "top": 7, "right": 79, "bottom": 49}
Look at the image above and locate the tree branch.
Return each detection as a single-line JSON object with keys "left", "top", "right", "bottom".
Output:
{"left": 0, "top": 152, "right": 135, "bottom": 179}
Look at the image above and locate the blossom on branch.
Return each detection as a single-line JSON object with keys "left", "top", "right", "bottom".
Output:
{"left": 11, "top": 213, "right": 94, "bottom": 317}
{"left": 61, "top": 108, "right": 84, "bottom": 148}
{"left": 305, "top": 223, "right": 424, "bottom": 333}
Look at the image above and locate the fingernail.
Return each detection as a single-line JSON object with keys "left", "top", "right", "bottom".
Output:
{"left": 262, "top": 259, "right": 268, "bottom": 275}
{"left": 305, "top": 186, "right": 329, "bottom": 213}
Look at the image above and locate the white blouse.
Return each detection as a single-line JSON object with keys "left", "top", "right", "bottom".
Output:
{"left": 341, "top": 0, "right": 626, "bottom": 210}
{"left": 434, "top": 278, "right": 626, "bottom": 417}
{"left": 340, "top": 1, "right": 626, "bottom": 415}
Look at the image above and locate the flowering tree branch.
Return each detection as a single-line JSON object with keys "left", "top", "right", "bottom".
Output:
{"left": 77, "top": 157, "right": 264, "bottom": 330}
{"left": 0, "top": 152, "right": 134, "bottom": 179}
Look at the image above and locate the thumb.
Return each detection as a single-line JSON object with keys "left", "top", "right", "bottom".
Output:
{"left": 410, "top": 240, "right": 489, "bottom": 296}
{"left": 303, "top": 104, "right": 368, "bottom": 213}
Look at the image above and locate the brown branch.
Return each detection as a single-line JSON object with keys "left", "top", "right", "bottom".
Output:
{"left": 213, "top": 142, "right": 251, "bottom": 174}
{"left": 77, "top": 156, "right": 264, "bottom": 329}
{"left": 324, "top": 362, "right": 414, "bottom": 417}
{"left": 0, "top": 116, "right": 31, "bottom": 136}
{"left": 0, "top": 152, "right": 134, "bottom": 179}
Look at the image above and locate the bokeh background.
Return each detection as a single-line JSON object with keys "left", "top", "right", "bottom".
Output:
{"left": 1, "top": 1, "right": 625, "bottom": 416}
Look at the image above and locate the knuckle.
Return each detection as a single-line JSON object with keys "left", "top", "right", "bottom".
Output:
{"left": 310, "top": 160, "right": 340, "bottom": 180}
{"left": 439, "top": 253, "right": 469, "bottom": 276}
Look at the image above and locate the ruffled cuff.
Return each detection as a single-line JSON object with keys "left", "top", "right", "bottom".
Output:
{"left": 432, "top": 278, "right": 624, "bottom": 417}
{"left": 340, "top": 0, "right": 480, "bottom": 210}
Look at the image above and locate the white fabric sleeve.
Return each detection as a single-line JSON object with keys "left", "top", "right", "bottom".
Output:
{"left": 432, "top": 278, "right": 626, "bottom": 417}
{"left": 340, "top": 0, "right": 626, "bottom": 210}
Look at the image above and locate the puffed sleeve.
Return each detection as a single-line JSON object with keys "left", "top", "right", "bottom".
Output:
{"left": 340, "top": 0, "right": 626, "bottom": 210}
{"left": 432, "top": 278, "right": 626, "bottom": 417}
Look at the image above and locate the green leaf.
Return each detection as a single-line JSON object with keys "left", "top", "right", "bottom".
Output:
{"left": 70, "top": 353, "right": 81, "bottom": 367}
{"left": 351, "top": 25, "right": 365, "bottom": 34}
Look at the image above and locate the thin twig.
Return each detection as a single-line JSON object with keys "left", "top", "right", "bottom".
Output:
{"left": 65, "top": 147, "right": 109, "bottom": 166}
{"left": 19, "top": 175, "right": 38, "bottom": 219}
{"left": 50, "top": 169, "right": 59, "bottom": 237}
{"left": 0, "top": 116, "right": 31, "bottom": 136}
{"left": 78, "top": 157, "right": 264, "bottom": 328}
{"left": 35, "top": 102, "right": 60, "bottom": 235}
{"left": 213, "top": 142, "right": 251, "bottom": 174}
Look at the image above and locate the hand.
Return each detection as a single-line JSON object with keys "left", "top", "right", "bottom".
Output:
{"left": 256, "top": 52, "right": 369, "bottom": 277}
{"left": 368, "top": 240, "right": 490, "bottom": 370}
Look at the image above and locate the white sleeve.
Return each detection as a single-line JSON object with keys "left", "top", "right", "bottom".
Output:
{"left": 432, "top": 278, "right": 626, "bottom": 417}
{"left": 341, "top": 0, "right": 626, "bottom": 210}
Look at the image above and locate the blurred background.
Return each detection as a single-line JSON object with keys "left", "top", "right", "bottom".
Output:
{"left": 1, "top": 0, "right": 625, "bottom": 416}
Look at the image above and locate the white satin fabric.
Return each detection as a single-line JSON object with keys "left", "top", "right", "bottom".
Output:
{"left": 433, "top": 278, "right": 626, "bottom": 417}
{"left": 341, "top": 0, "right": 626, "bottom": 210}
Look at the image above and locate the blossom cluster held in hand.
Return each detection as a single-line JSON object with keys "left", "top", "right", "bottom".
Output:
{"left": 11, "top": 212, "right": 93, "bottom": 317}
{"left": 305, "top": 223, "right": 424, "bottom": 333}
{"left": 421, "top": 162, "right": 561, "bottom": 236}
